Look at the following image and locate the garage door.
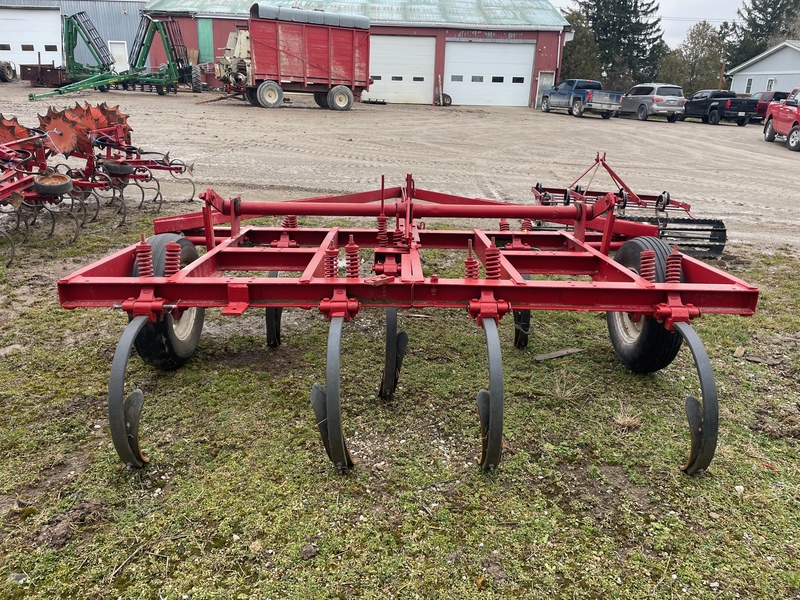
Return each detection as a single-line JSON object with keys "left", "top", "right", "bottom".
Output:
{"left": 0, "top": 7, "right": 62, "bottom": 68}
{"left": 362, "top": 36, "right": 435, "bottom": 104}
{"left": 444, "top": 41, "right": 535, "bottom": 107}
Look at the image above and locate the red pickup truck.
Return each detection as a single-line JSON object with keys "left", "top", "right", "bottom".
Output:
{"left": 764, "top": 87, "right": 800, "bottom": 151}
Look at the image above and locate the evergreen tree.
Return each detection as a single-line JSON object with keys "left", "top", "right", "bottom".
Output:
{"left": 560, "top": 10, "right": 603, "bottom": 81}
{"left": 669, "top": 21, "right": 726, "bottom": 94}
{"left": 576, "top": 0, "right": 666, "bottom": 88}
{"left": 725, "top": 0, "right": 800, "bottom": 68}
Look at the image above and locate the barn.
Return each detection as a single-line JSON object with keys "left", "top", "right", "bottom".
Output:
{"left": 728, "top": 40, "right": 800, "bottom": 96}
{"left": 0, "top": 0, "right": 146, "bottom": 76}
{"left": 142, "top": 0, "right": 571, "bottom": 107}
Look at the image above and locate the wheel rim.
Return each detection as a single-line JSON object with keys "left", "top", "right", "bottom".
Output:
{"left": 334, "top": 92, "right": 348, "bottom": 107}
{"left": 639, "top": 107, "right": 646, "bottom": 119}
{"left": 791, "top": 131, "right": 799, "bottom": 147}
{"left": 171, "top": 307, "right": 198, "bottom": 341}
{"left": 612, "top": 311, "right": 644, "bottom": 343}
{"left": 265, "top": 88, "right": 278, "bottom": 103}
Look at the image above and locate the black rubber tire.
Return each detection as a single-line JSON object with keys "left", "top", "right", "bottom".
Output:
{"left": 708, "top": 110, "right": 720, "bottom": 125}
{"left": 442, "top": 93, "right": 452, "bottom": 107}
{"left": 156, "top": 84, "right": 166, "bottom": 96}
{"left": 701, "top": 115, "right": 708, "bottom": 123}
{"left": 33, "top": 173, "right": 73, "bottom": 197}
{"left": 131, "top": 234, "right": 205, "bottom": 370}
{"left": 736, "top": 118, "right": 747, "bottom": 126}
{"left": 601, "top": 111, "right": 612, "bottom": 119}
{"left": 191, "top": 65, "right": 202, "bottom": 93}
{"left": 102, "top": 161, "right": 134, "bottom": 176}
{"left": 257, "top": 80, "right": 283, "bottom": 108}
{"left": 97, "top": 85, "right": 109, "bottom": 93}
{"left": 787, "top": 125, "right": 800, "bottom": 151}
{"left": 0, "top": 62, "right": 12, "bottom": 82}
{"left": 327, "top": 85, "right": 354, "bottom": 111}
{"left": 313, "top": 92, "right": 329, "bottom": 108}
{"left": 245, "top": 88, "right": 260, "bottom": 106}
{"left": 667, "top": 113, "right": 678, "bottom": 123}
{"left": 637, "top": 105, "right": 648, "bottom": 121}
{"left": 572, "top": 99, "right": 584, "bottom": 117}
{"left": 541, "top": 97, "right": 550, "bottom": 112}
{"left": 764, "top": 118, "right": 776, "bottom": 142}
{"left": 606, "top": 237, "right": 683, "bottom": 373}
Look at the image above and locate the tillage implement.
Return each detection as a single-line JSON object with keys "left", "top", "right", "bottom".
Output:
{"left": 57, "top": 166, "right": 758, "bottom": 476}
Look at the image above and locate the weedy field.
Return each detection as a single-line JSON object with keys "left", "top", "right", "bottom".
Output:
{"left": 0, "top": 205, "right": 799, "bottom": 599}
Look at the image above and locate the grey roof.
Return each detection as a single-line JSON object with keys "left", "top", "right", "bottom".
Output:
{"left": 728, "top": 40, "right": 800, "bottom": 75}
{"left": 144, "top": 0, "right": 569, "bottom": 30}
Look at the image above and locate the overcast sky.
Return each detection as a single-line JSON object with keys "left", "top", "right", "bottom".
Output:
{"left": 549, "top": 0, "right": 743, "bottom": 49}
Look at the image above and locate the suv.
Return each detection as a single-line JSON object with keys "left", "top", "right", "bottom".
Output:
{"left": 620, "top": 83, "right": 686, "bottom": 121}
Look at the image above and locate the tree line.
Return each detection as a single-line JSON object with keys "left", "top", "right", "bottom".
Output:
{"left": 560, "top": 0, "right": 800, "bottom": 94}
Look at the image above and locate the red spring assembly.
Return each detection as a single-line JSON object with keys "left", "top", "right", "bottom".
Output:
{"left": 521, "top": 218, "right": 532, "bottom": 232}
{"left": 135, "top": 233, "right": 154, "bottom": 277}
{"left": 282, "top": 215, "right": 298, "bottom": 229}
{"left": 464, "top": 239, "right": 480, "bottom": 279}
{"left": 345, "top": 235, "right": 360, "bottom": 278}
{"left": 484, "top": 239, "right": 502, "bottom": 280}
{"left": 324, "top": 241, "right": 339, "bottom": 278}
{"left": 639, "top": 249, "right": 656, "bottom": 283}
{"left": 666, "top": 246, "right": 682, "bottom": 283}
{"left": 499, "top": 218, "right": 510, "bottom": 232}
{"left": 377, "top": 214, "right": 388, "bottom": 247}
{"left": 163, "top": 241, "right": 181, "bottom": 276}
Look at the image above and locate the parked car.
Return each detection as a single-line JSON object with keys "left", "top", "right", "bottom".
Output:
{"left": 749, "top": 90, "right": 790, "bottom": 122}
{"left": 681, "top": 90, "right": 757, "bottom": 125}
{"left": 620, "top": 83, "right": 685, "bottom": 121}
{"left": 540, "top": 79, "right": 622, "bottom": 119}
{"left": 763, "top": 87, "right": 800, "bottom": 151}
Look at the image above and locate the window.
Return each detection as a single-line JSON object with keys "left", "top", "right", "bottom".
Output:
{"left": 0, "top": 44, "right": 10, "bottom": 51}
{"left": 391, "top": 76, "right": 403, "bottom": 81}
{"left": 21, "top": 44, "right": 34, "bottom": 51}
{"left": 371, "top": 75, "right": 381, "bottom": 80}
{"left": 766, "top": 78, "right": 775, "bottom": 91}
{"left": 471, "top": 75, "right": 483, "bottom": 83}
{"left": 657, "top": 86, "right": 683, "bottom": 97}
{"left": 512, "top": 77, "right": 524, "bottom": 84}
{"left": 44, "top": 44, "right": 57, "bottom": 52}
{"left": 451, "top": 75, "right": 463, "bottom": 82}
{"left": 412, "top": 76, "right": 424, "bottom": 82}
{"left": 745, "top": 78, "right": 753, "bottom": 93}
{"left": 491, "top": 76, "right": 504, "bottom": 83}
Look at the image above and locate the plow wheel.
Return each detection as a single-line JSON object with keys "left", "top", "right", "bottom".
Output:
{"left": 379, "top": 307, "right": 408, "bottom": 399}
{"left": 673, "top": 322, "right": 719, "bottom": 475}
{"left": 513, "top": 273, "right": 532, "bottom": 349}
{"left": 37, "top": 109, "right": 90, "bottom": 157}
{"left": 109, "top": 315, "right": 151, "bottom": 467}
{"left": 265, "top": 271, "right": 283, "bottom": 347}
{"left": 476, "top": 317, "right": 504, "bottom": 473}
{"left": 606, "top": 237, "right": 682, "bottom": 372}
{"left": 310, "top": 316, "right": 354, "bottom": 473}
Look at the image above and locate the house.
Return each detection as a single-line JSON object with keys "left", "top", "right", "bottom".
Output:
{"left": 142, "top": 0, "right": 572, "bottom": 107}
{"left": 728, "top": 40, "right": 800, "bottom": 95}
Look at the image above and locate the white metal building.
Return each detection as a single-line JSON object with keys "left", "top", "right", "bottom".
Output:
{"left": 0, "top": 6, "right": 63, "bottom": 69}
{"left": 728, "top": 40, "right": 800, "bottom": 95}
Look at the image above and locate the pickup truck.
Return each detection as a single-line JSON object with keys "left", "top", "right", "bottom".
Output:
{"left": 763, "top": 87, "right": 800, "bottom": 151}
{"left": 540, "top": 79, "right": 622, "bottom": 119}
{"left": 681, "top": 90, "right": 757, "bottom": 125}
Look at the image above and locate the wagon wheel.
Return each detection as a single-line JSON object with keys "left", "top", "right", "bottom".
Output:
{"left": 310, "top": 316, "right": 354, "bottom": 473}
{"left": 379, "top": 307, "right": 408, "bottom": 399}
{"left": 476, "top": 317, "right": 504, "bottom": 473}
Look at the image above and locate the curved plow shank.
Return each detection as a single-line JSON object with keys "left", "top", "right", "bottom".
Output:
{"left": 379, "top": 307, "right": 408, "bottom": 399}
{"left": 0, "top": 230, "right": 15, "bottom": 267}
{"left": 310, "top": 316, "right": 354, "bottom": 473}
{"left": 108, "top": 315, "right": 150, "bottom": 467}
{"left": 476, "top": 318, "right": 504, "bottom": 472}
{"left": 673, "top": 322, "right": 718, "bottom": 475}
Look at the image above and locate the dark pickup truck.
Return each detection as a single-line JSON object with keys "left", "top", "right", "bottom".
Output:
{"left": 681, "top": 90, "right": 757, "bottom": 126}
{"left": 540, "top": 79, "right": 622, "bottom": 119}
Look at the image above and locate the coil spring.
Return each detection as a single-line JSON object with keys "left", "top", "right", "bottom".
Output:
{"left": 499, "top": 218, "right": 510, "bottom": 232}
{"left": 521, "top": 218, "right": 532, "bottom": 232}
{"left": 464, "top": 239, "right": 480, "bottom": 279}
{"left": 666, "top": 247, "right": 682, "bottom": 283}
{"left": 484, "top": 241, "right": 502, "bottom": 280}
{"left": 377, "top": 215, "right": 388, "bottom": 247}
{"left": 324, "top": 242, "right": 339, "bottom": 278}
{"left": 136, "top": 234, "right": 154, "bottom": 277}
{"left": 639, "top": 249, "right": 656, "bottom": 283}
{"left": 345, "top": 235, "right": 360, "bottom": 278}
{"left": 163, "top": 241, "right": 181, "bottom": 276}
{"left": 282, "top": 215, "right": 298, "bottom": 229}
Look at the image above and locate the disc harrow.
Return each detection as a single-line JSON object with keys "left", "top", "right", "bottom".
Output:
{"left": 531, "top": 153, "right": 727, "bottom": 258}
{"left": 58, "top": 171, "right": 759, "bottom": 479}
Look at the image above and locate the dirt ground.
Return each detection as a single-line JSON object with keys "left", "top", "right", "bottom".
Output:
{"left": 1, "top": 78, "right": 799, "bottom": 250}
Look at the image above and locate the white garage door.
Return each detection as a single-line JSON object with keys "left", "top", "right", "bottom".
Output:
{"left": 444, "top": 41, "right": 535, "bottom": 107}
{"left": 0, "top": 7, "right": 62, "bottom": 68}
{"left": 362, "top": 36, "right": 435, "bottom": 104}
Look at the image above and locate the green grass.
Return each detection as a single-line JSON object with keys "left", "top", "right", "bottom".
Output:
{"left": 1, "top": 234, "right": 799, "bottom": 599}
